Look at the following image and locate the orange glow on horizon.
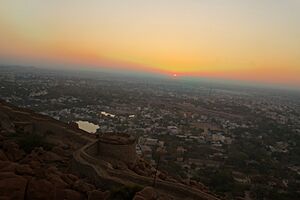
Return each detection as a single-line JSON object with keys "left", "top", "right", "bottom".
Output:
{"left": 0, "top": 1, "right": 299, "bottom": 87}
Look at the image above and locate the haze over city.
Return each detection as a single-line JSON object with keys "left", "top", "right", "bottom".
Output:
{"left": 1, "top": 0, "right": 300, "bottom": 87}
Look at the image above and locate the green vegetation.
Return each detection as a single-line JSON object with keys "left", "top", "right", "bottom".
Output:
{"left": 209, "top": 170, "right": 234, "bottom": 193}
{"left": 160, "top": 161, "right": 187, "bottom": 179}
{"left": 194, "top": 168, "right": 250, "bottom": 198}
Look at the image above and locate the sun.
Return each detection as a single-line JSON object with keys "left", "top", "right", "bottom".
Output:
{"left": 170, "top": 73, "right": 179, "bottom": 79}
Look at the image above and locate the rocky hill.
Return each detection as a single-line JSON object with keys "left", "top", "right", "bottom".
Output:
{"left": 0, "top": 100, "right": 220, "bottom": 200}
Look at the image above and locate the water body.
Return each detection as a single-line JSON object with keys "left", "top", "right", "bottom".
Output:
{"left": 76, "top": 120, "right": 99, "bottom": 133}
{"left": 100, "top": 111, "right": 115, "bottom": 118}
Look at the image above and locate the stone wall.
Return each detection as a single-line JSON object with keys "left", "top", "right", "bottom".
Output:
{"left": 71, "top": 151, "right": 122, "bottom": 190}
{"left": 85, "top": 141, "right": 98, "bottom": 156}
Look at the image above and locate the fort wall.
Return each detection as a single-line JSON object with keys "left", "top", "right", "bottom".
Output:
{"left": 85, "top": 140, "right": 98, "bottom": 156}
{"left": 71, "top": 150, "right": 123, "bottom": 190}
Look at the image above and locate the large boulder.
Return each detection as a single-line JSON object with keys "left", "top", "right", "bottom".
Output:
{"left": 47, "top": 174, "right": 69, "bottom": 189}
{"left": 157, "top": 194, "right": 175, "bottom": 200}
{"left": 31, "top": 165, "right": 48, "bottom": 179}
{"left": 134, "top": 167, "right": 148, "bottom": 176}
{"left": 0, "top": 172, "right": 27, "bottom": 199}
{"left": 157, "top": 172, "right": 167, "bottom": 180}
{"left": 133, "top": 187, "right": 157, "bottom": 200}
{"left": 0, "top": 150, "right": 8, "bottom": 161}
{"left": 61, "top": 173, "right": 79, "bottom": 185}
{"left": 55, "top": 189, "right": 83, "bottom": 200}
{"left": 0, "top": 111, "right": 15, "bottom": 134}
{"left": 0, "top": 160, "right": 18, "bottom": 172}
{"left": 26, "top": 178, "right": 55, "bottom": 200}
{"left": 73, "top": 180, "right": 96, "bottom": 194}
{"left": 2, "top": 141, "right": 25, "bottom": 161}
{"left": 88, "top": 190, "right": 110, "bottom": 200}
{"left": 20, "top": 151, "right": 43, "bottom": 165}
{"left": 28, "top": 160, "right": 42, "bottom": 170}
{"left": 46, "top": 165, "right": 60, "bottom": 174}
{"left": 41, "top": 151, "right": 64, "bottom": 162}
{"left": 15, "top": 164, "right": 34, "bottom": 175}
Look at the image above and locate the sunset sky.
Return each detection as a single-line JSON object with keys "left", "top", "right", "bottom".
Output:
{"left": 0, "top": 0, "right": 299, "bottom": 86}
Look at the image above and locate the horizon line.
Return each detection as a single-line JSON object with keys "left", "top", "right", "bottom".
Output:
{"left": 1, "top": 64, "right": 300, "bottom": 92}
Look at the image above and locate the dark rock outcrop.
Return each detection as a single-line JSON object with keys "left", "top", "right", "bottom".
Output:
{"left": 0, "top": 172, "right": 27, "bottom": 199}
{"left": 27, "top": 178, "right": 55, "bottom": 200}
{"left": 88, "top": 190, "right": 110, "bottom": 200}
{"left": 73, "top": 180, "right": 96, "bottom": 194}
{"left": 133, "top": 187, "right": 158, "bottom": 200}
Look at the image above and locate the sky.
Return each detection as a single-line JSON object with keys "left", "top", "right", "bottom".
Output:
{"left": 0, "top": 0, "right": 300, "bottom": 86}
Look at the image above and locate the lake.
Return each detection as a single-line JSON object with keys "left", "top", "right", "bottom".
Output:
{"left": 76, "top": 120, "right": 100, "bottom": 133}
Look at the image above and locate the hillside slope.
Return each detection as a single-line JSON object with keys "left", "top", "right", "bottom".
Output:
{"left": 0, "top": 100, "right": 220, "bottom": 200}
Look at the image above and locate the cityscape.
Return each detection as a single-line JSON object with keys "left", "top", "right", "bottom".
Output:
{"left": 0, "top": 66, "right": 299, "bottom": 199}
